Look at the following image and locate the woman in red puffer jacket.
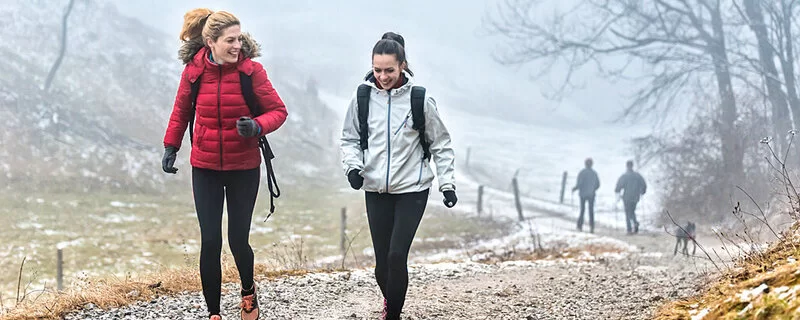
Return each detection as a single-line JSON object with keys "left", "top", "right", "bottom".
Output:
{"left": 161, "top": 8, "right": 287, "bottom": 320}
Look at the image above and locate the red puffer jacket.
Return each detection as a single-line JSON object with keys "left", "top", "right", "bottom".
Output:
{"left": 163, "top": 45, "right": 288, "bottom": 171}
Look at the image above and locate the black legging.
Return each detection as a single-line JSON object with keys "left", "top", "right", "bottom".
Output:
{"left": 365, "top": 189, "right": 429, "bottom": 320}
{"left": 192, "top": 167, "right": 260, "bottom": 316}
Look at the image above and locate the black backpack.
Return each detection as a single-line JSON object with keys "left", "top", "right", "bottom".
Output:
{"left": 356, "top": 76, "right": 430, "bottom": 161}
{"left": 188, "top": 72, "right": 281, "bottom": 220}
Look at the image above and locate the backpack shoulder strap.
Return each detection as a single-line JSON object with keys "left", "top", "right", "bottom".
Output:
{"left": 238, "top": 71, "right": 281, "bottom": 216}
{"left": 356, "top": 84, "right": 371, "bottom": 151}
{"left": 239, "top": 72, "right": 262, "bottom": 117}
{"left": 410, "top": 86, "right": 430, "bottom": 161}
{"left": 188, "top": 77, "right": 201, "bottom": 144}
{"left": 410, "top": 86, "right": 426, "bottom": 131}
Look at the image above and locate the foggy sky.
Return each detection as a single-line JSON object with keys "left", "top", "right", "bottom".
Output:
{"left": 110, "top": 0, "right": 642, "bottom": 130}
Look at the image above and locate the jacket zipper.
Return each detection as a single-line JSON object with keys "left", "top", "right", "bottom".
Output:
{"left": 385, "top": 90, "right": 392, "bottom": 193}
{"left": 217, "top": 65, "right": 224, "bottom": 170}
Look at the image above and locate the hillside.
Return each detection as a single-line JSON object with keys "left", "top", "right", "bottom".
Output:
{"left": 0, "top": 0, "right": 340, "bottom": 194}
{"left": 656, "top": 223, "right": 800, "bottom": 319}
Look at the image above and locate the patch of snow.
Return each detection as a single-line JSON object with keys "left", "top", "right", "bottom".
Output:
{"left": 634, "top": 265, "right": 668, "bottom": 273}
{"left": 57, "top": 238, "right": 84, "bottom": 249}
{"left": 738, "top": 283, "right": 769, "bottom": 302}
{"left": 774, "top": 285, "right": 800, "bottom": 301}
{"left": 691, "top": 308, "right": 710, "bottom": 320}
{"left": 362, "top": 247, "right": 374, "bottom": 257}
{"left": 16, "top": 222, "right": 44, "bottom": 230}
{"left": 90, "top": 213, "right": 142, "bottom": 224}
{"left": 252, "top": 225, "right": 274, "bottom": 234}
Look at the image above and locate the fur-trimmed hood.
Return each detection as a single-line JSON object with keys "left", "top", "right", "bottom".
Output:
{"left": 178, "top": 32, "right": 261, "bottom": 65}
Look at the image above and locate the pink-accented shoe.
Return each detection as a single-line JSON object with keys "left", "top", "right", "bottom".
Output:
{"left": 240, "top": 284, "right": 259, "bottom": 320}
{"left": 381, "top": 298, "right": 388, "bottom": 319}
{"left": 210, "top": 315, "right": 222, "bottom": 320}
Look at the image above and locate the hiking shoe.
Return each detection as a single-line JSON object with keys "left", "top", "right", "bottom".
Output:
{"left": 240, "top": 284, "right": 259, "bottom": 320}
{"left": 210, "top": 316, "right": 222, "bottom": 320}
{"left": 634, "top": 222, "right": 640, "bottom": 233}
{"left": 381, "top": 298, "right": 388, "bottom": 319}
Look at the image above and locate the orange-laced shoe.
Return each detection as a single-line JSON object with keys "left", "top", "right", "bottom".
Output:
{"left": 240, "top": 284, "right": 259, "bottom": 320}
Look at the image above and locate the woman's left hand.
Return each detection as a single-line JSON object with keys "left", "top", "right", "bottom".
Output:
{"left": 237, "top": 117, "right": 261, "bottom": 137}
{"left": 443, "top": 190, "right": 457, "bottom": 208}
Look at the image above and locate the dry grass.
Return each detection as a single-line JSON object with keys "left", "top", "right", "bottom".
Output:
{"left": 0, "top": 186, "right": 513, "bottom": 319}
{"left": 654, "top": 224, "right": 800, "bottom": 320}
{"left": 0, "top": 255, "right": 333, "bottom": 320}
{"left": 471, "top": 241, "right": 628, "bottom": 265}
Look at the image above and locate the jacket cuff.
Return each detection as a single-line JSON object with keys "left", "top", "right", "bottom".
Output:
{"left": 439, "top": 184, "right": 455, "bottom": 192}
{"left": 345, "top": 167, "right": 362, "bottom": 177}
{"left": 164, "top": 142, "right": 180, "bottom": 150}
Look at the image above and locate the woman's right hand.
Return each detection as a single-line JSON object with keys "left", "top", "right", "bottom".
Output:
{"left": 347, "top": 169, "right": 363, "bottom": 190}
{"left": 162, "top": 146, "right": 178, "bottom": 174}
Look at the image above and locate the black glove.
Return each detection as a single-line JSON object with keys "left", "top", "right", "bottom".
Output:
{"left": 443, "top": 190, "right": 457, "bottom": 208}
{"left": 237, "top": 117, "right": 260, "bottom": 137}
{"left": 347, "top": 169, "right": 363, "bottom": 190}
{"left": 162, "top": 146, "right": 178, "bottom": 174}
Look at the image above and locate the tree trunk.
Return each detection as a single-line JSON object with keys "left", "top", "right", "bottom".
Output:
{"left": 710, "top": 2, "right": 743, "bottom": 185}
{"left": 779, "top": 0, "right": 800, "bottom": 133}
{"left": 744, "top": 0, "right": 792, "bottom": 156}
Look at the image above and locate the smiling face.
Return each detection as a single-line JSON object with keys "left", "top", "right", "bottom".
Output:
{"left": 372, "top": 53, "right": 405, "bottom": 89}
{"left": 206, "top": 24, "right": 241, "bottom": 64}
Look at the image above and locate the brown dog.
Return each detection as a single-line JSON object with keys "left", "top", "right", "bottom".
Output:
{"left": 674, "top": 222, "right": 696, "bottom": 256}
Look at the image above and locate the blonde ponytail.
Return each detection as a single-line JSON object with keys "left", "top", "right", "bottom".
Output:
{"left": 179, "top": 8, "right": 213, "bottom": 41}
{"left": 179, "top": 8, "right": 240, "bottom": 43}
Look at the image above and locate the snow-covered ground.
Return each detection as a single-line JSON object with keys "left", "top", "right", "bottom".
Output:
{"left": 321, "top": 87, "right": 660, "bottom": 230}
{"left": 445, "top": 108, "right": 659, "bottom": 226}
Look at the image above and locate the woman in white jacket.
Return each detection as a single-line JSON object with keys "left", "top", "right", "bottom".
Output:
{"left": 340, "top": 32, "right": 457, "bottom": 320}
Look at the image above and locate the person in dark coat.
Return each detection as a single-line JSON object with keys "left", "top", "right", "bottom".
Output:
{"left": 572, "top": 158, "right": 600, "bottom": 232}
{"left": 615, "top": 160, "right": 647, "bottom": 234}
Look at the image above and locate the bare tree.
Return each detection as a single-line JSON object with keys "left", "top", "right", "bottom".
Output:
{"left": 768, "top": 0, "right": 800, "bottom": 130}
{"left": 634, "top": 92, "right": 771, "bottom": 225}
{"left": 485, "top": 0, "right": 744, "bottom": 182}
{"left": 44, "top": 0, "right": 76, "bottom": 92}
{"left": 736, "top": 0, "right": 793, "bottom": 157}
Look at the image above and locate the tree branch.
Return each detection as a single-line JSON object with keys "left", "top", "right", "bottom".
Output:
{"left": 44, "top": 0, "right": 76, "bottom": 92}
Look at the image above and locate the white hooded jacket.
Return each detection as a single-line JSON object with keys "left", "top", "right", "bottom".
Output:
{"left": 340, "top": 72, "right": 456, "bottom": 194}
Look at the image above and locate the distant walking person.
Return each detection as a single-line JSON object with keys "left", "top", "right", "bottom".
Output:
{"left": 615, "top": 160, "right": 647, "bottom": 235}
{"left": 161, "top": 8, "right": 288, "bottom": 320}
{"left": 572, "top": 158, "right": 600, "bottom": 233}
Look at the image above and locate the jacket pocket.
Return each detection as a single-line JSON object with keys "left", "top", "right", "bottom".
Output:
{"left": 194, "top": 125, "right": 206, "bottom": 149}
{"left": 394, "top": 114, "right": 411, "bottom": 137}
{"left": 416, "top": 160, "right": 425, "bottom": 185}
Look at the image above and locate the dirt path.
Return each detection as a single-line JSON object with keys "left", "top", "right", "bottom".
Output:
{"left": 64, "top": 204, "right": 716, "bottom": 320}
{"left": 64, "top": 175, "right": 721, "bottom": 319}
{"left": 65, "top": 251, "right": 706, "bottom": 319}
